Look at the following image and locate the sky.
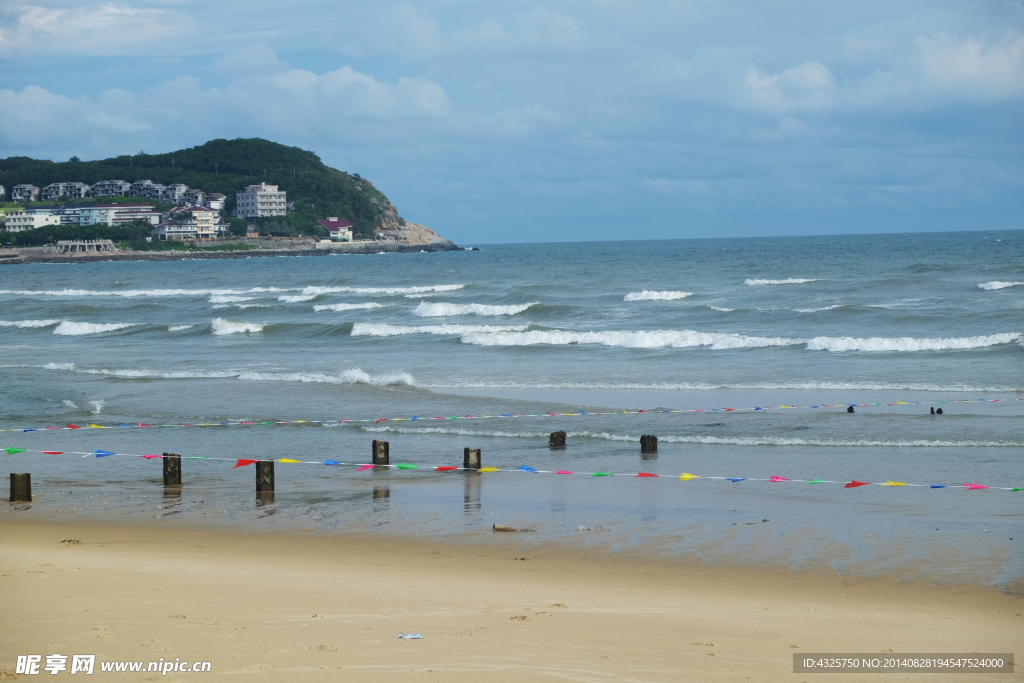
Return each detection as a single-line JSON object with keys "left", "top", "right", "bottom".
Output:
{"left": 1, "top": 1, "right": 1022, "bottom": 244}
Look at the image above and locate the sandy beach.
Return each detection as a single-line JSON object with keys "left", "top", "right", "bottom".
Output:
{"left": 1, "top": 519, "right": 1020, "bottom": 682}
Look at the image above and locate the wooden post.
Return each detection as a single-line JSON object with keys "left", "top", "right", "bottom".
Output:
{"left": 9, "top": 473, "right": 31, "bottom": 502}
{"left": 372, "top": 440, "right": 389, "bottom": 466}
{"left": 373, "top": 486, "right": 390, "bottom": 500}
{"left": 162, "top": 453, "right": 181, "bottom": 486}
{"left": 464, "top": 448, "right": 481, "bottom": 470}
{"left": 549, "top": 430, "right": 566, "bottom": 447}
{"left": 256, "top": 461, "right": 275, "bottom": 492}
{"left": 640, "top": 435, "right": 658, "bottom": 453}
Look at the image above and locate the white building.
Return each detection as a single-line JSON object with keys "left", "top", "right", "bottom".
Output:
{"left": 203, "top": 193, "right": 226, "bottom": 211}
{"left": 154, "top": 205, "right": 221, "bottom": 240}
{"left": 42, "top": 182, "right": 91, "bottom": 200}
{"left": 236, "top": 183, "right": 287, "bottom": 220}
{"left": 0, "top": 185, "right": 5, "bottom": 199}
{"left": 161, "top": 184, "right": 189, "bottom": 204}
{"left": 80, "top": 203, "right": 160, "bottom": 226}
{"left": 11, "top": 185, "right": 40, "bottom": 202}
{"left": 317, "top": 217, "right": 353, "bottom": 241}
{"left": 4, "top": 210, "right": 61, "bottom": 232}
{"left": 89, "top": 180, "right": 131, "bottom": 197}
{"left": 129, "top": 180, "right": 158, "bottom": 197}
{"left": 26, "top": 205, "right": 87, "bottom": 225}
{"left": 140, "top": 183, "right": 166, "bottom": 201}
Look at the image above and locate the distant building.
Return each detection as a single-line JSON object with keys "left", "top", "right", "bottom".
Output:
{"left": 183, "top": 189, "right": 205, "bottom": 207}
{"left": 129, "top": 180, "right": 157, "bottom": 197}
{"left": 203, "top": 193, "right": 226, "bottom": 211}
{"left": 25, "top": 205, "right": 91, "bottom": 226}
{"left": 80, "top": 203, "right": 160, "bottom": 226}
{"left": 236, "top": 183, "right": 287, "bottom": 221}
{"left": 317, "top": 217, "right": 353, "bottom": 241}
{"left": 11, "top": 185, "right": 40, "bottom": 202}
{"left": 139, "top": 183, "right": 166, "bottom": 201}
{"left": 4, "top": 210, "right": 61, "bottom": 232}
{"left": 0, "top": 185, "right": 5, "bottom": 199}
{"left": 153, "top": 205, "right": 221, "bottom": 240}
{"left": 54, "top": 239, "right": 118, "bottom": 254}
{"left": 42, "top": 182, "right": 91, "bottom": 200}
{"left": 160, "top": 184, "right": 189, "bottom": 204}
{"left": 88, "top": 180, "right": 131, "bottom": 197}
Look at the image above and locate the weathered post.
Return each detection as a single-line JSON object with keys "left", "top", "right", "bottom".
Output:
{"left": 464, "top": 448, "right": 481, "bottom": 470}
{"left": 549, "top": 430, "right": 566, "bottom": 448}
{"left": 640, "top": 435, "right": 658, "bottom": 453}
{"left": 9, "top": 473, "right": 31, "bottom": 502}
{"left": 373, "top": 486, "right": 390, "bottom": 500}
{"left": 372, "top": 440, "right": 389, "bottom": 466}
{"left": 162, "top": 453, "right": 182, "bottom": 486}
{"left": 255, "top": 461, "right": 275, "bottom": 492}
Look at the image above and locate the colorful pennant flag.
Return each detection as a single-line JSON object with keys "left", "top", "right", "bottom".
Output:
{"left": 234, "top": 459, "right": 258, "bottom": 468}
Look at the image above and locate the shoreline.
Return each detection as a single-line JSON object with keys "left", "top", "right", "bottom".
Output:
{"left": 2, "top": 518, "right": 1021, "bottom": 681}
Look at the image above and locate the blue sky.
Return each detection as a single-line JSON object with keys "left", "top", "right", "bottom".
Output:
{"left": 1, "top": 1, "right": 1022, "bottom": 243}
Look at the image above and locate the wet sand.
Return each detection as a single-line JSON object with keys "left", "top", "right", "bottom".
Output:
{"left": 1, "top": 519, "right": 1021, "bottom": 682}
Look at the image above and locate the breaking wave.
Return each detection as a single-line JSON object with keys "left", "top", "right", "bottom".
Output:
{"left": 0, "top": 287, "right": 289, "bottom": 298}
{"left": 209, "top": 295, "right": 254, "bottom": 303}
{"left": 745, "top": 278, "right": 823, "bottom": 285}
{"left": 351, "top": 323, "right": 530, "bottom": 337}
{"left": 624, "top": 290, "right": 693, "bottom": 301}
{"left": 806, "top": 333, "right": 1021, "bottom": 353}
{"left": 301, "top": 284, "right": 464, "bottom": 296}
{"left": 363, "top": 426, "right": 1023, "bottom": 447}
{"left": 53, "top": 322, "right": 137, "bottom": 335}
{"left": 978, "top": 281, "right": 1024, "bottom": 291}
{"left": 87, "top": 399, "right": 106, "bottom": 414}
{"left": 279, "top": 294, "right": 318, "bottom": 302}
{"left": 2, "top": 363, "right": 414, "bottom": 386}
{"left": 236, "top": 369, "right": 415, "bottom": 386}
{"left": 459, "top": 329, "right": 802, "bottom": 349}
{"left": 211, "top": 318, "right": 265, "bottom": 335}
{"left": 0, "top": 319, "right": 62, "bottom": 328}
{"left": 313, "top": 303, "right": 386, "bottom": 312}
{"left": 794, "top": 305, "right": 844, "bottom": 313}
{"left": 414, "top": 302, "right": 538, "bottom": 317}
{"left": 708, "top": 306, "right": 735, "bottom": 312}
{"left": 168, "top": 325, "right": 194, "bottom": 331}
{"left": 421, "top": 379, "right": 1023, "bottom": 392}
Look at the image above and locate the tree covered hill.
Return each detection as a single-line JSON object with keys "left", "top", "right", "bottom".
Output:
{"left": 0, "top": 139, "right": 407, "bottom": 239}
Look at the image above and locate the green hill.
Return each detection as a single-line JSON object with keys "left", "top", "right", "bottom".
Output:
{"left": 0, "top": 139, "right": 407, "bottom": 239}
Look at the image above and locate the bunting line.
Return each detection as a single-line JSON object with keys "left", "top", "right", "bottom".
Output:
{"left": 2, "top": 447, "right": 1020, "bottom": 491}
{"left": 1, "top": 397, "right": 1021, "bottom": 434}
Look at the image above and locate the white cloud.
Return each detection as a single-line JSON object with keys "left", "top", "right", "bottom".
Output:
{"left": 915, "top": 32, "right": 1024, "bottom": 100}
{"left": 744, "top": 61, "right": 836, "bottom": 112}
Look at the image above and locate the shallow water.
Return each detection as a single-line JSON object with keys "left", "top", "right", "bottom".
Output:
{"left": 1, "top": 232, "right": 1022, "bottom": 587}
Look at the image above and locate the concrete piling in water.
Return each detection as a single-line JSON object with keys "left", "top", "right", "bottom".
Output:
{"left": 162, "top": 453, "right": 181, "bottom": 486}
{"left": 256, "top": 461, "right": 275, "bottom": 492}
{"left": 372, "top": 440, "right": 390, "bottom": 466}
{"left": 9, "top": 473, "right": 31, "bottom": 502}
{"left": 549, "top": 431, "right": 566, "bottom": 448}
{"left": 640, "top": 435, "right": 658, "bottom": 453}
{"left": 464, "top": 448, "right": 481, "bottom": 470}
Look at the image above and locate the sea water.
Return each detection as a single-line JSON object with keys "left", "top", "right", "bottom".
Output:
{"left": 1, "top": 231, "right": 1021, "bottom": 587}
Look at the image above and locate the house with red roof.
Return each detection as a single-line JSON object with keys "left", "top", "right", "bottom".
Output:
{"left": 317, "top": 217, "right": 353, "bottom": 241}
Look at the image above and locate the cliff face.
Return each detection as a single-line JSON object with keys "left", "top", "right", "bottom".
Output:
{"left": 371, "top": 196, "right": 454, "bottom": 246}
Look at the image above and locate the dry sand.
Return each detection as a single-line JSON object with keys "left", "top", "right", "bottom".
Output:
{"left": 1, "top": 520, "right": 1020, "bottom": 682}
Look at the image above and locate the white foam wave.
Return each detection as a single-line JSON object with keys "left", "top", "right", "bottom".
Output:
{"left": 351, "top": 323, "right": 530, "bottom": 337}
{"left": 364, "top": 426, "right": 1022, "bottom": 447}
{"left": 168, "top": 325, "right": 194, "bottom": 331}
{"left": 301, "top": 284, "right": 464, "bottom": 296}
{"left": 745, "top": 278, "right": 823, "bottom": 285}
{"left": 414, "top": 302, "right": 538, "bottom": 317}
{"left": 313, "top": 303, "right": 386, "bottom": 312}
{"left": 236, "top": 368, "right": 415, "bottom": 386}
{"left": 212, "top": 304, "right": 268, "bottom": 310}
{"left": 978, "top": 281, "right": 1024, "bottom": 291}
{"left": 279, "top": 294, "right": 318, "bottom": 302}
{"left": 421, "top": 379, "right": 1024, "bottom": 392}
{"left": 794, "top": 305, "right": 844, "bottom": 313}
{"left": 87, "top": 399, "right": 106, "bottom": 414}
{"left": 708, "top": 306, "right": 735, "bottom": 312}
{"left": 53, "top": 321, "right": 137, "bottom": 335}
{"left": 405, "top": 293, "right": 437, "bottom": 298}
{"left": 0, "top": 319, "right": 62, "bottom": 328}
{"left": 211, "top": 318, "right": 265, "bottom": 335}
{"left": 0, "top": 287, "right": 289, "bottom": 298}
{"left": 63, "top": 400, "right": 79, "bottom": 410}
{"left": 624, "top": 290, "right": 693, "bottom": 301}
{"left": 460, "top": 329, "right": 802, "bottom": 349}
{"left": 209, "top": 295, "right": 254, "bottom": 303}
{"left": 807, "top": 333, "right": 1021, "bottom": 353}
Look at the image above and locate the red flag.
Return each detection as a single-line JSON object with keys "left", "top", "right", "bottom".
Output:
{"left": 635, "top": 472, "right": 658, "bottom": 477}
{"left": 43, "top": 451, "right": 63, "bottom": 454}
{"left": 844, "top": 480, "right": 870, "bottom": 488}
{"left": 436, "top": 466, "right": 458, "bottom": 471}
{"left": 68, "top": 424, "right": 80, "bottom": 429}
{"left": 233, "top": 459, "right": 258, "bottom": 468}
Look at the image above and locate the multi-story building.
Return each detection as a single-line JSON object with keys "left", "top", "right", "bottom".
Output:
{"left": 153, "top": 205, "right": 221, "bottom": 240}
{"left": 160, "top": 184, "right": 189, "bottom": 204}
{"left": 41, "top": 182, "right": 91, "bottom": 200}
{"left": 235, "top": 183, "right": 287, "bottom": 221}
{"left": 129, "top": 180, "right": 157, "bottom": 197}
{"left": 203, "top": 193, "right": 226, "bottom": 211}
{"left": 80, "top": 203, "right": 160, "bottom": 226}
{"left": 11, "top": 185, "right": 40, "bottom": 202}
{"left": 139, "top": 183, "right": 166, "bottom": 201}
{"left": 88, "top": 180, "right": 131, "bottom": 197}
{"left": 3, "top": 210, "right": 61, "bottom": 232}
{"left": 25, "top": 205, "right": 89, "bottom": 226}
{"left": 183, "top": 189, "right": 205, "bottom": 207}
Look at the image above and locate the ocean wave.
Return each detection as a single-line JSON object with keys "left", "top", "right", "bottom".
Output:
{"left": 414, "top": 302, "right": 538, "bottom": 317}
{"left": 236, "top": 368, "right": 415, "bottom": 386}
{"left": 422, "top": 379, "right": 1024, "bottom": 392}
{"left": 209, "top": 295, "right": 254, "bottom": 303}
{"left": 708, "top": 306, "right": 735, "bottom": 312}
{"left": 405, "top": 293, "right": 438, "bottom": 298}
{"left": 363, "top": 426, "right": 1023, "bottom": 447}
{"left": 978, "top": 281, "right": 1024, "bottom": 291}
{"left": 460, "top": 329, "right": 802, "bottom": 349}
{"left": 0, "top": 319, "right": 62, "bottom": 328}
{"left": 744, "top": 278, "right": 823, "bottom": 285}
{"left": 87, "top": 399, "right": 106, "bottom": 414}
{"left": 351, "top": 323, "right": 530, "bottom": 337}
{"left": 806, "top": 333, "right": 1021, "bottom": 353}
{"left": 53, "top": 321, "right": 137, "bottom": 335}
{"left": 278, "top": 294, "right": 318, "bottom": 302}
{"left": 168, "top": 325, "right": 194, "bottom": 331}
{"left": 301, "top": 284, "right": 464, "bottom": 296}
{"left": 623, "top": 290, "right": 693, "bottom": 301}
{"left": 0, "top": 287, "right": 290, "bottom": 298}
{"left": 313, "top": 303, "right": 386, "bottom": 312}
{"left": 211, "top": 318, "right": 265, "bottom": 335}
{"left": 793, "top": 305, "right": 844, "bottom": 313}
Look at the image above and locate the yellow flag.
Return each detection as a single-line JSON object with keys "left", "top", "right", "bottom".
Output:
{"left": 679, "top": 473, "right": 701, "bottom": 481}
{"left": 89, "top": 424, "right": 106, "bottom": 428}
{"left": 479, "top": 467, "right": 499, "bottom": 473}
{"left": 882, "top": 480, "right": 907, "bottom": 487}
{"left": 279, "top": 458, "right": 302, "bottom": 463}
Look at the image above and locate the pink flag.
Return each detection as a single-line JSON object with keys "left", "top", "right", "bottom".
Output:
{"left": 962, "top": 483, "right": 990, "bottom": 490}
{"left": 356, "top": 464, "right": 374, "bottom": 471}
{"left": 556, "top": 470, "right": 573, "bottom": 475}
{"left": 141, "top": 454, "right": 161, "bottom": 460}
{"left": 769, "top": 475, "right": 790, "bottom": 482}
